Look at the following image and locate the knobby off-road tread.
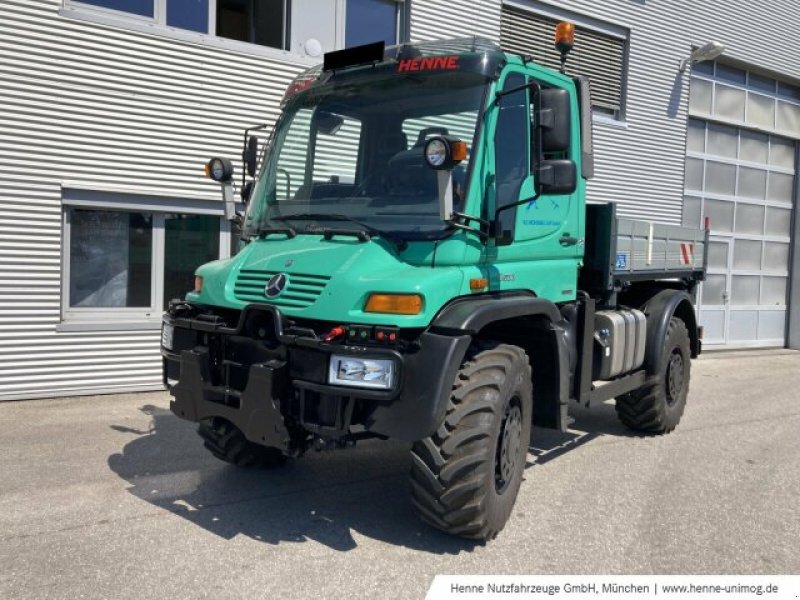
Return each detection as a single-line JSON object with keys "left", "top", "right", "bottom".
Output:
{"left": 615, "top": 317, "right": 691, "bottom": 434}
{"left": 410, "top": 342, "right": 532, "bottom": 540}
{"left": 198, "top": 418, "right": 286, "bottom": 468}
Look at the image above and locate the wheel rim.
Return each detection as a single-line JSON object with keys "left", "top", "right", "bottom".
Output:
{"left": 666, "top": 349, "right": 685, "bottom": 406}
{"left": 495, "top": 400, "right": 523, "bottom": 494}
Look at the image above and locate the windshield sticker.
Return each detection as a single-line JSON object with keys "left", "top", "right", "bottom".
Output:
{"left": 397, "top": 55, "right": 459, "bottom": 73}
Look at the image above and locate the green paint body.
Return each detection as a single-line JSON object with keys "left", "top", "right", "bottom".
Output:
{"left": 188, "top": 55, "right": 586, "bottom": 327}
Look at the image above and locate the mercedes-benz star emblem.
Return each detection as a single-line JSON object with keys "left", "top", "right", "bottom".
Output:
{"left": 265, "top": 273, "right": 287, "bottom": 298}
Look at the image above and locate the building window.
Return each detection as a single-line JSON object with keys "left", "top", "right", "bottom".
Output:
{"left": 68, "top": 0, "right": 410, "bottom": 57}
{"left": 167, "top": 0, "right": 209, "bottom": 33}
{"left": 500, "top": 4, "right": 628, "bottom": 119}
{"left": 217, "top": 0, "right": 288, "bottom": 49}
{"left": 71, "top": 0, "right": 291, "bottom": 51}
{"left": 79, "top": 0, "right": 154, "bottom": 17}
{"left": 64, "top": 207, "right": 221, "bottom": 321}
{"left": 345, "top": 0, "right": 405, "bottom": 48}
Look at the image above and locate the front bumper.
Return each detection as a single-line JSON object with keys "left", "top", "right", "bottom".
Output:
{"left": 162, "top": 303, "right": 470, "bottom": 448}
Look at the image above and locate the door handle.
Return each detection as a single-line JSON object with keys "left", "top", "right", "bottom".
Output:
{"left": 559, "top": 234, "right": 578, "bottom": 246}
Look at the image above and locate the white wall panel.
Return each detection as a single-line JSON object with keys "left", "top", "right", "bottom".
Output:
{"left": 0, "top": 0, "right": 306, "bottom": 400}
{"left": 410, "top": 0, "right": 501, "bottom": 42}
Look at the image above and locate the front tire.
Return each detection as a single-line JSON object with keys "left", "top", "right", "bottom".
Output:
{"left": 198, "top": 418, "right": 286, "bottom": 468}
{"left": 615, "top": 317, "right": 691, "bottom": 433}
{"left": 409, "top": 342, "right": 532, "bottom": 541}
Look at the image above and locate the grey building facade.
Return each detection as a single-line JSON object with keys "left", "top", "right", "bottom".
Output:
{"left": 0, "top": 0, "right": 798, "bottom": 400}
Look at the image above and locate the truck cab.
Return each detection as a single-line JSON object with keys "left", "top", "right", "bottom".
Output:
{"left": 162, "top": 33, "right": 706, "bottom": 541}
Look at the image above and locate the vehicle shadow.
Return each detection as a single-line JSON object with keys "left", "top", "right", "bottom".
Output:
{"left": 527, "top": 399, "right": 641, "bottom": 467}
{"left": 108, "top": 405, "right": 477, "bottom": 554}
{"left": 108, "top": 400, "right": 633, "bottom": 554}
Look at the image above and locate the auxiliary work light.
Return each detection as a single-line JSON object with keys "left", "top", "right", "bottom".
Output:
{"left": 423, "top": 136, "right": 467, "bottom": 170}
{"left": 204, "top": 157, "right": 234, "bottom": 182}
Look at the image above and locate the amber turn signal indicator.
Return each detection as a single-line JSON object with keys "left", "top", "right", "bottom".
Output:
{"left": 364, "top": 293, "right": 423, "bottom": 315}
{"left": 451, "top": 140, "right": 467, "bottom": 162}
{"left": 554, "top": 21, "right": 575, "bottom": 52}
{"left": 194, "top": 276, "right": 204, "bottom": 293}
{"left": 469, "top": 278, "right": 488, "bottom": 291}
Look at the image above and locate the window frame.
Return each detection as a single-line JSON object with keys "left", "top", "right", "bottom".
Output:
{"left": 63, "top": 0, "right": 411, "bottom": 62}
{"left": 60, "top": 195, "right": 230, "bottom": 325}
{"left": 492, "top": 69, "right": 530, "bottom": 244}
{"left": 63, "top": 0, "right": 300, "bottom": 61}
{"left": 343, "top": 0, "right": 408, "bottom": 49}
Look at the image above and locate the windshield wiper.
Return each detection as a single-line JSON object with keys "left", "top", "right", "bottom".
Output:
{"left": 269, "top": 213, "right": 408, "bottom": 251}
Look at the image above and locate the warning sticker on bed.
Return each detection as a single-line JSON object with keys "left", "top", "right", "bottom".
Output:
{"left": 615, "top": 252, "right": 629, "bottom": 270}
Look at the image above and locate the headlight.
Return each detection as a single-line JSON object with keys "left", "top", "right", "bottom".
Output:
{"left": 328, "top": 355, "right": 395, "bottom": 390}
{"left": 161, "top": 322, "right": 174, "bottom": 350}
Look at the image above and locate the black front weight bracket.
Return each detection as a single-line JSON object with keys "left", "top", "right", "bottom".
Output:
{"left": 170, "top": 349, "right": 292, "bottom": 452}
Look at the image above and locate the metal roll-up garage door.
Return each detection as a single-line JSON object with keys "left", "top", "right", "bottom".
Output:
{"left": 685, "top": 62, "right": 800, "bottom": 348}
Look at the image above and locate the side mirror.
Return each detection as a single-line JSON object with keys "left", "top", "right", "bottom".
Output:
{"left": 536, "top": 159, "right": 577, "bottom": 195}
{"left": 243, "top": 136, "right": 259, "bottom": 177}
{"left": 538, "top": 88, "right": 571, "bottom": 152}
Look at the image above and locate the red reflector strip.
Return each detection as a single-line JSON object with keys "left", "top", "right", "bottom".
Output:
{"left": 284, "top": 78, "right": 315, "bottom": 100}
{"left": 680, "top": 243, "right": 694, "bottom": 265}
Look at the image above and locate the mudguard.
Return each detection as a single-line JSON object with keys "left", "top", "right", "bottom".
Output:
{"left": 430, "top": 293, "right": 562, "bottom": 334}
{"left": 640, "top": 289, "right": 700, "bottom": 376}
{"left": 430, "top": 293, "right": 569, "bottom": 431}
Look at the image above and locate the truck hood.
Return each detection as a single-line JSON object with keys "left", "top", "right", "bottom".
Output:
{"left": 192, "top": 235, "right": 466, "bottom": 328}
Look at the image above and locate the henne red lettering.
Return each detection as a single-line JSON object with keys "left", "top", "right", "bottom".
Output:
{"left": 396, "top": 55, "right": 460, "bottom": 72}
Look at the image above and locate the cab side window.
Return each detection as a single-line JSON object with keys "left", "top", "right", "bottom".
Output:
{"left": 494, "top": 73, "right": 529, "bottom": 239}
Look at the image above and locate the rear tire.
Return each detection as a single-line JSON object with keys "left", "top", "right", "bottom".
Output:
{"left": 409, "top": 342, "right": 532, "bottom": 541}
{"left": 198, "top": 418, "right": 286, "bottom": 468}
{"left": 615, "top": 317, "right": 691, "bottom": 433}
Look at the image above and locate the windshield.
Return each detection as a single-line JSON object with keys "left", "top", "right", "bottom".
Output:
{"left": 244, "top": 70, "right": 488, "bottom": 239}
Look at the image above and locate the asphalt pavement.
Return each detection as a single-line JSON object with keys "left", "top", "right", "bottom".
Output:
{"left": 1, "top": 350, "right": 799, "bottom": 599}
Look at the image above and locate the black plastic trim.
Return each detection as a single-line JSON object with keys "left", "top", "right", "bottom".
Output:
{"left": 163, "top": 307, "right": 474, "bottom": 444}
{"left": 641, "top": 289, "right": 700, "bottom": 375}
{"left": 431, "top": 292, "right": 561, "bottom": 334}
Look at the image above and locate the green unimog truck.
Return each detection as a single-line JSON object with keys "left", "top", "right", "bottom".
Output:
{"left": 161, "top": 29, "right": 707, "bottom": 541}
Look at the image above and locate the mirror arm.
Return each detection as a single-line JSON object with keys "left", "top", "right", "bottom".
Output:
{"left": 448, "top": 220, "right": 489, "bottom": 239}
{"left": 490, "top": 193, "right": 541, "bottom": 238}
{"left": 448, "top": 211, "right": 490, "bottom": 240}
{"left": 494, "top": 80, "right": 541, "bottom": 104}
{"left": 451, "top": 211, "right": 490, "bottom": 228}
